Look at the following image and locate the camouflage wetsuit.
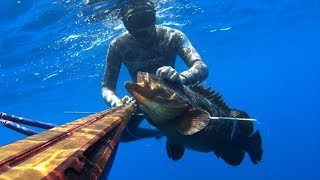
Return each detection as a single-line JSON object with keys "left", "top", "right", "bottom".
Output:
{"left": 102, "top": 25, "right": 208, "bottom": 142}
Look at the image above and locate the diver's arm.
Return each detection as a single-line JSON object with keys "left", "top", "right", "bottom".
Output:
{"left": 177, "top": 31, "right": 208, "bottom": 84}
{"left": 102, "top": 40, "right": 122, "bottom": 107}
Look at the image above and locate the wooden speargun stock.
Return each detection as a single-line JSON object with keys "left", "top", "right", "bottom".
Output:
{"left": 0, "top": 101, "right": 136, "bottom": 179}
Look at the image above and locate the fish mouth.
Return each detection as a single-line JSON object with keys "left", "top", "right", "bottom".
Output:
{"left": 125, "top": 72, "right": 190, "bottom": 124}
{"left": 124, "top": 72, "right": 156, "bottom": 104}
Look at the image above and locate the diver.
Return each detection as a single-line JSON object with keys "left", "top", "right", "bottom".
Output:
{"left": 102, "top": 0, "right": 209, "bottom": 142}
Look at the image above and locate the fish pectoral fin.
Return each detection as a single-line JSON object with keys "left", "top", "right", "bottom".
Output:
{"left": 166, "top": 140, "right": 185, "bottom": 161}
{"left": 176, "top": 108, "right": 210, "bottom": 135}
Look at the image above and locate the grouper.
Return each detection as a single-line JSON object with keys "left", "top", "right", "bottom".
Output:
{"left": 125, "top": 71, "right": 263, "bottom": 166}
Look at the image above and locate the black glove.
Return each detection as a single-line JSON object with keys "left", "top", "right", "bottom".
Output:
{"left": 156, "top": 66, "right": 186, "bottom": 84}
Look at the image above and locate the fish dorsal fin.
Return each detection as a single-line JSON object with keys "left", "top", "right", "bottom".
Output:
{"left": 190, "top": 82, "right": 230, "bottom": 111}
{"left": 176, "top": 108, "right": 210, "bottom": 135}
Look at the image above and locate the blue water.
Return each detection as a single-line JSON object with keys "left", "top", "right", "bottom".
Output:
{"left": 1, "top": 0, "right": 319, "bottom": 179}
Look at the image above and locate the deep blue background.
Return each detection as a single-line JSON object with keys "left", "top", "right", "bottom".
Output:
{"left": 0, "top": 0, "right": 319, "bottom": 179}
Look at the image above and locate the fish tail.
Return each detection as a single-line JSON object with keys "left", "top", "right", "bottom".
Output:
{"left": 244, "top": 130, "right": 263, "bottom": 164}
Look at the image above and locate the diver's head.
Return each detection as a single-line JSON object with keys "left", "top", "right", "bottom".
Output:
{"left": 120, "top": 0, "right": 156, "bottom": 40}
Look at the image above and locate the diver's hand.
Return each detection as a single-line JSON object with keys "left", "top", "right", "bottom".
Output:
{"left": 102, "top": 89, "right": 122, "bottom": 108}
{"left": 121, "top": 95, "right": 132, "bottom": 104}
{"left": 156, "top": 66, "right": 186, "bottom": 84}
{"left": 111, "top": 99, "right": 122, "bottom": 108}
